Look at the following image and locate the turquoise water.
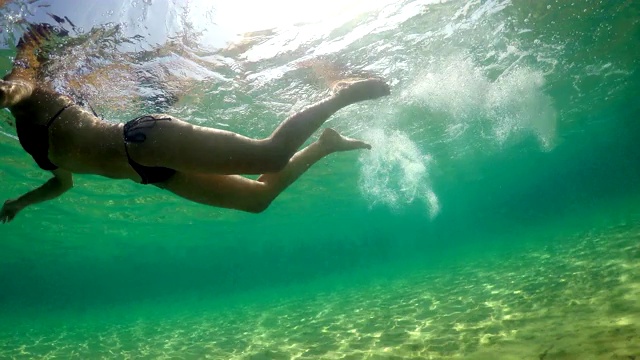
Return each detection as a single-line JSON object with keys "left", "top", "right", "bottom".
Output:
{"left": 0, "top": 0, "right": 639, "bottom": 358}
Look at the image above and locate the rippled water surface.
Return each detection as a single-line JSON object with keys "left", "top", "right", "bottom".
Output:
{"left": 0, "top": 0, "right": 639, "bottom": 358}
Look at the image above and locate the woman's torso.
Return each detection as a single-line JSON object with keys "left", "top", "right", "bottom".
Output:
{"left": 11, "top": 87, "right": 139, "bottom": 180}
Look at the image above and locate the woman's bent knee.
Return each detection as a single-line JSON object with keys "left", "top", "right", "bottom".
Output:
{"left": 243, "top": 197, "right": 273, "bottom": 214}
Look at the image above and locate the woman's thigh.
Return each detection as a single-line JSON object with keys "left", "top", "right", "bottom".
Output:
{"left": 126, "top": 115, "right": 281, "bottom": 174}
{"left": 161, "top": 171, "right": 269, "bottom": 213}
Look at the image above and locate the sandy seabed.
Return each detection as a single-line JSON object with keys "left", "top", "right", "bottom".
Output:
{"left": 1, "top": 223, "right": 638, "bottom": 360}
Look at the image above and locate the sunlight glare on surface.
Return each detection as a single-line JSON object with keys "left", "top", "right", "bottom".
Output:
{"left": 196, "top": 0, "right": 399, "bottom": 34}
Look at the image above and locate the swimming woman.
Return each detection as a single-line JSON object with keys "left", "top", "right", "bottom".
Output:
{"left": 0, "top": 26, "right": 390, "bottom": 223}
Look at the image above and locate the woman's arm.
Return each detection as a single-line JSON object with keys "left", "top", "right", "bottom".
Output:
{"left": 1, "top": 169, "right": 73, "bottom": 223}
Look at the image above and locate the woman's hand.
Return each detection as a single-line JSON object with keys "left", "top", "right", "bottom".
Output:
{"left": 0, "top": 199, "right": 23, "bottom": 223}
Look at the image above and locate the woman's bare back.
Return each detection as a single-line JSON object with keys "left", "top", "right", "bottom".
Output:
{"left": 8, "top": 85, "right": 137, "bottom": 179}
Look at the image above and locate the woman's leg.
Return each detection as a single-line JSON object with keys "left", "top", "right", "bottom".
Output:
{"left": 128, "top": 78, "right": 389, "bottom": 175}
{"left": 160, "top": 128, "right": 370, "bottom": 213}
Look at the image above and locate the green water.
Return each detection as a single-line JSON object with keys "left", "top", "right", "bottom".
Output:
{"left": 1, "top": 0, "right": 639, "bottom": 358}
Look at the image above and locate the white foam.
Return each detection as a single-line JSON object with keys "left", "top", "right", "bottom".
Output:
{"left": 406, "top": 55, "right": 557, "bottom": 151}
{"left": 358, "top": 128, "right": 440, "bottom": 218}
{"left": 357, "top": 55, "right": 556, "bottom": 215}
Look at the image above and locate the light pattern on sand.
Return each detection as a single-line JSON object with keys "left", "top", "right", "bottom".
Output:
{"left": 1, "top": 223, "right": 638, "bottom": 359}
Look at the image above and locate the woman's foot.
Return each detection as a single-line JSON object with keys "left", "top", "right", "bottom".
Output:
{"left": 319, "top": 128, "right": 371, "bottom": 152}
{"left": 332, "top": 78, "right": 391, "bottom": 105}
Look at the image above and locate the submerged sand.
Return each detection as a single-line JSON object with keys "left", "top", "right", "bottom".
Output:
{"left": 0, "top": 223, "right": 638, "bottom": 360}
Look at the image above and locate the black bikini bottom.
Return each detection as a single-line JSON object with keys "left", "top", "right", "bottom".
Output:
{"left": 123, "top": 115, "right": 177, "bottom": 185}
